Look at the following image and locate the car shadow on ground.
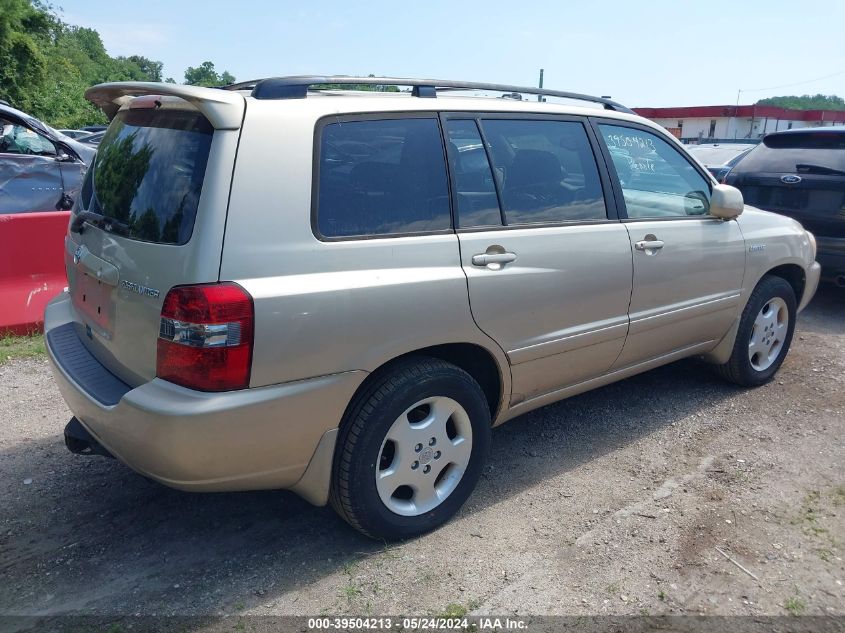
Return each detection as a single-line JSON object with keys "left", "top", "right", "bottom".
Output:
{"left": 0, "top": 284, "right": 840, "bottom": 622}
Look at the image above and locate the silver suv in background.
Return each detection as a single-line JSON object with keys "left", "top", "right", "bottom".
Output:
{"left": 45, "top": 77, "right": 820, "bottom": 540}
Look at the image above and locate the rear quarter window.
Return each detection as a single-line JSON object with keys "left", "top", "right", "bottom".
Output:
{"left": 315, "top": 117, "right": 451, "bottom": 238}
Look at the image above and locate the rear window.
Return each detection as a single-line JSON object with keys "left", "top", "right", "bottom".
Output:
{"left": 316, "top": 117, "right": 451, "bottom": 238}
{"left": 737, "top": 131, "right": 845, "bottom": 174}
{"left": 88, "top": 108, "right": 213, "bottom": 245}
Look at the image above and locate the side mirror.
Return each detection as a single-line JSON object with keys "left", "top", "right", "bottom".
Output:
{"left": 710, "top": 184, "right": 744, "bottom": 220}
{"left": 55, "top": 152, "right": 76, "bottom": 163}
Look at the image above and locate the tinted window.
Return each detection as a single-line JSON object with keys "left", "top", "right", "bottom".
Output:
{"left": 317, "top": 118, "right": 451, "bottom": 237}
{"left": 444, "top": 119, "right": 502, "bottom": 228}
{"left": 735, "top": 131, "right": 845, "bottom": 174}
{"left": 481, "top": 119, "right": 606, "bottom": 224}
{"left": 600, "top": 124, "right": 711, "bottom": 218}
{"left": 90, "top": 108, "right": 213, "bottom": 245}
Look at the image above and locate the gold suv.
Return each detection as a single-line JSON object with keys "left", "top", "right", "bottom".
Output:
{"left": 45, "top": 77, "right": 820, "bottom": 540}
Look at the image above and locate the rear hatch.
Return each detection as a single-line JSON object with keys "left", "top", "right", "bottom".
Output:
{"left": 726, "top": 129, "right": 845, "bottom": 239}
{"left": 64, "top": 84, "right": 245, "bottom": 386}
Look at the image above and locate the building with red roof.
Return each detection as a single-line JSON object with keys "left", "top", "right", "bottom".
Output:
{"left": 634, "top": 104, "right": 845, "bottom": 142}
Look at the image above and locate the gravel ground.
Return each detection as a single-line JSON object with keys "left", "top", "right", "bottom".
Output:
{"left": 0, "top": 285, "right": 843, "bottom": 628}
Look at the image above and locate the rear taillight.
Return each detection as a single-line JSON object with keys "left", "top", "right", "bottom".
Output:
{"left": 156, "top": 283, "right": 254, "bottom": 391}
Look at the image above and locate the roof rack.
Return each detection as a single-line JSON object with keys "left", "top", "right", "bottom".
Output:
{"left": 223, "top": 75, "right": 634, "bottom": 114}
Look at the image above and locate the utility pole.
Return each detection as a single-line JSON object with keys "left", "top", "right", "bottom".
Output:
{"left": 538, "top": 68, "right": 544, "bottom": 102}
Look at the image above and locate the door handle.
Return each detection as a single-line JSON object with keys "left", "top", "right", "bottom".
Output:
{"left": 634, "top": 239, "right": 665, "bottom": 251}
{"left": 472, "top": 252, "right": 517, "bottom": 267}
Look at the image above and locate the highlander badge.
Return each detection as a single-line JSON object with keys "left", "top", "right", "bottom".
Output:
{"left": 122, "top": 280, "right": 160, "bottom": 299}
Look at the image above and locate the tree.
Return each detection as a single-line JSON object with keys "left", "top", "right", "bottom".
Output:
{"left": 756, "top": 94, "right": 845, "bottom": 111}
{"left": 117, "top": 55, "right": 163, "bottom": 82}
{"left": 0, "top": 0, "right": 50, "bottom": 111}
{"left": 184, "top": 61, "right": 236, "bottom": 87}
{"left": 0, "top": 1, "right": 167, "bottom": 127}
{"left": 319, "top": 74, "right": 400, "bottom": 92}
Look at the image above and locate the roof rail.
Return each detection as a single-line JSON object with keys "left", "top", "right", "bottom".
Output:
{"left": 223, "top": 75, "right": 634, "bottom": 114}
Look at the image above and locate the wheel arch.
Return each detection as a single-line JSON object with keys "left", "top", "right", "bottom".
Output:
{"left": 764, "top": 263, "right": 806, "bottom": 306}
{"left": 348, "top": 342, "right": 508, "bottom": 427}
{"left": 703, "top": 261, "right": 806, "bottom": 366}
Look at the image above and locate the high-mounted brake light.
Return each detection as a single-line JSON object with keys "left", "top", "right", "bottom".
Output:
{"left": 156, "top": 283, "right": 254, "bottom": 391}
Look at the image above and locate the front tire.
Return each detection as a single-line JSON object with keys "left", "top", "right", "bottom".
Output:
{"left": 716, "top": 275, "right": 797, "bottom": 387}
{"left": 330, "top": 357, "right": 491, "bottom": 540}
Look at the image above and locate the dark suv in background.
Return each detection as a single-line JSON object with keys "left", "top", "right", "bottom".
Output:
{"left": 726, "top": 127, "right": 845, "bottom": 286}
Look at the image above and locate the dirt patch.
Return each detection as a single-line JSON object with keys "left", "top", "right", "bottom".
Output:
{"left": 0, "top": 287, "right": 843, "bottom": 626}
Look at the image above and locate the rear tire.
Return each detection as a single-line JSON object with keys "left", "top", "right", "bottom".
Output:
{"left": 330, "top": 357, "right": 491, "bottom": 540}
{"left": 715, "top": 275, "right": 797, "bottom": 387}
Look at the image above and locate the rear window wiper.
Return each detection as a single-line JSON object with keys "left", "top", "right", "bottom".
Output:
{"left": 70, "top": 210, "right": 131, "bottom": 236}
{"left": 70, "top": 210, "right": 105, "bottom": 234}
{"left": 795, "top": 163, "right": 845, "bottom": 177}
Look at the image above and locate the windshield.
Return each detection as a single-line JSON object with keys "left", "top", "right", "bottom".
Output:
{"left": 737, "top": 131, "right": 845, "bottom": 173}
{"left": 89, "top": 108, "right": 213, "bottom": 245}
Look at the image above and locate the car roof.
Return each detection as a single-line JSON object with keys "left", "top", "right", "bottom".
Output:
{"left": 766, "top": 125, "right": 845, "bottom": 137}
{"left": 86, "top": 80, "right": 671, "bottom": 138}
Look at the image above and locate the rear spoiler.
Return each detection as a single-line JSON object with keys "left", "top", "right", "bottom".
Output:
{"left": 84, "top": 82, "right": 245, "bottom": 130}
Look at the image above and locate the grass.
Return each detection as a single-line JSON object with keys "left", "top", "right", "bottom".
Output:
{"left": 657, "top": 590, "right": 666, "bottom": 601}
{"left": 817, "top": 548, "right": 833, "bottom": 562}
{"left": 0, "top": 333, "right": 45, "bottom": 364}
{"left": 783, "top": 596, "right": 806, "bottom": 616}
{"left": 342, "top": 581, "right": 362, "bottom": 601}
{"left": 440, "top": 603, "right": 469, "bottom": 618}
{"left": 339, "top": 559, "right": 363, "bottom": 603}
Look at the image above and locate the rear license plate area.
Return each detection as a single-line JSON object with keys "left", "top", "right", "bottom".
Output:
{"left": 73, "top": 273, "right": 114, "bottom": 333}
{"left": 772, "top": 188, "right": 808, "bottom": 209}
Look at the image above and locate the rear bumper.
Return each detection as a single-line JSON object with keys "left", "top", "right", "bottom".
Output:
{"left": 45, "top": 291, "right": 365, "bottom": 496}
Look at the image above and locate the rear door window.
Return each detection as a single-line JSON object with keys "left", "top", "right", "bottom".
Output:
{"left": 87, "top": 108, "right": 213, "bottom": 245}
{"left": 316, "top": 117, "right": 451, "bottom": 238}
{"left": 479, "top": 119, "right": 607, "bottom": 225}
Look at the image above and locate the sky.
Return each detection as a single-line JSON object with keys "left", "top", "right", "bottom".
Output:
{"left": 59, "top": 0, "right": 845, "bottom": 108}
